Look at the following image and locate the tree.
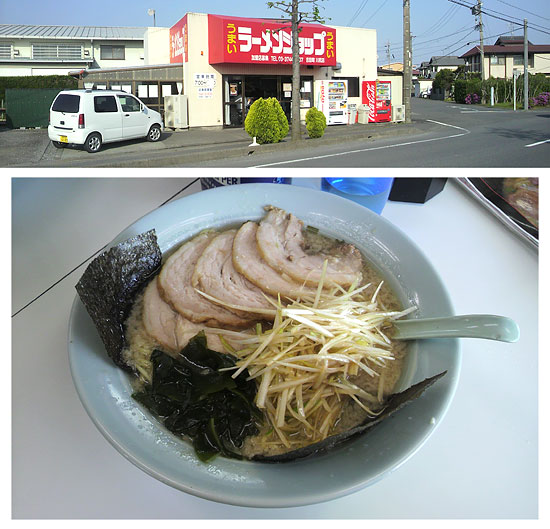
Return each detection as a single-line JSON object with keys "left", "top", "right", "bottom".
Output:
{"left": 267, "top": 1, "right": 327, "bottom": 141}
{"left": 432, "top": 69, "right": 455, "bottom": 92}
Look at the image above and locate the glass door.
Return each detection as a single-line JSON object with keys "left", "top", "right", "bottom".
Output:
{"left": 224, "top": 76, "right": 244, "bottom": 127}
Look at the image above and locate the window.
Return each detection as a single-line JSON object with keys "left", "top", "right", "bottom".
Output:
{"left": 513, "top": 55, "right": 534, "bottom": 67}
{"left": 490, "top": 55, "right": 505, "bottom": 65}
{"left": 100, "top": 45, "right": 125, "bottom": 60}
{"left": 0, "top": 43, "right": 11, "bottom": 59}
{"left": 332, "top": 77, "right": 360, "bottom": 97}
{"left": 94, "top": 95, "right": 118, "bottom": 113}
{"left": 117, "top": 95, "right": 141, "bottom": 112}
{"left": 32, "top": 43, "right": 82, "bottom": 59}
{"left": 52, "top": 94, "right": 80, "bottom": 113}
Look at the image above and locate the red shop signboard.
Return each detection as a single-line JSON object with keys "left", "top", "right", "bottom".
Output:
{"left": 208, "top": 14, "right": 337, "bottom": 66}
{"left": 170, "top": 14, "right": 188, "bottom": 63}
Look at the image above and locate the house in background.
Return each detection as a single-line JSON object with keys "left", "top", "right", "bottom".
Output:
{"left": 418, "top": 55, "right": 465, "bottom": 79}
{"left": 460, "top": 36, "right": 550, "bottom": 80}
{"left": 0, "top": 24, "right": 152, "bottom": 76}
{"left": 418, "top": 61, "right": 430, "bottom": 77}
{"left": 378, "top": 61, "right": 403, "bottom": 72}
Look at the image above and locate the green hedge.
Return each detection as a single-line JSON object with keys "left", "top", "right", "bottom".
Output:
{"left": 454, "top": 79, "right": 482, "bottom": 103}
{"left": 0, "top": 75, "right": 78, "bottom": 104}
{"left": 454, "top": 74, "right": 550, "bottom": 104}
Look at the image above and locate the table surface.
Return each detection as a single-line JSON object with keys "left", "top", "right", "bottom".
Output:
{"left": 11, "top": 177, "right": 538, "bottom": 519}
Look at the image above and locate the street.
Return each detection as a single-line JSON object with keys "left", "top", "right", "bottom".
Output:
{"left": 2, "top": 98, "right": 549, "bottom": 168}
{"left": 199, "top": 98, "right": 550, "bottom": 167}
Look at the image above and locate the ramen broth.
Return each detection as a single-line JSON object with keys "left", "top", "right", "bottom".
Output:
{"left": 122, "top": 225, "right": 409, "bottom": 457}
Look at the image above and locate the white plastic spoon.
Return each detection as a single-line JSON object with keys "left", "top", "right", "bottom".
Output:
{"left": 392, "top": 314, "right": 520, "bottom": 343}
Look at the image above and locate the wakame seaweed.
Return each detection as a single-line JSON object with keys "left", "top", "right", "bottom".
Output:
{"left": 132, "top": 332, "right": 261, "bottom": 462}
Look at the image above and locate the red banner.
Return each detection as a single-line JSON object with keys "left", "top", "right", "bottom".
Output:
{"left": 170, "top": 14, "right": 188, "bottom": 63}
{"left": 208, "top": 14, "right": 336, "bottom": 66}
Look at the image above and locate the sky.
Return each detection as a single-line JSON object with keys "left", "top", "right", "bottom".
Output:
{"left": 1, "top": 0, "right": 549, "bottom": 66}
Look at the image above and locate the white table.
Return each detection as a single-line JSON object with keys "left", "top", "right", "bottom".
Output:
{"left": 12, "top": 177, "right": 538, "bottom": 518}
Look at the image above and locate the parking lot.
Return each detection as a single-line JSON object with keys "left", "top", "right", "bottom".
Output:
{"left": 0, "top": 125, "right": 251, "bottom": 167}
{"left": 0, "top": 120, "right": 419, "bottom": 167}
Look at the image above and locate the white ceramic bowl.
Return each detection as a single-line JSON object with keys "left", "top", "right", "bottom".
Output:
{"left": 68, "top": 183, "right": 461, "bottom": 507}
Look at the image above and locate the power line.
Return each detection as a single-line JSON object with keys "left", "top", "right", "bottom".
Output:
{"left": 481, "top": 5, "right": 550, "bottom": 32}
{"left": 362, "top": 0, "right": 391, "bottom": 26}
{"left": 384, "top": 25, "right": 474, "bottom": 53}
{"left": 415, "top": 4, "right": 460, "bottom": 38}
{"left": 442, "top": 28, "right": 478, "bottom": 53}
{"left": 448, "top": 0, "right": 550, "bottom": 34}
{"left": 495, "top": 0, "right": 550, "bottom": 22}
{"left": 348, "top": 0, "right": 371, "bottom": 26}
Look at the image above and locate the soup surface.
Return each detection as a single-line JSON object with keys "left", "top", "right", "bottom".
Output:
{"left": 122, "top": 220, "right": 409, "bottom": 458}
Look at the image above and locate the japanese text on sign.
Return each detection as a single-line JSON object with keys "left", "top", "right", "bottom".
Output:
{"left": 209, "top": 15, "right": 337, "bottom": 66}
{"left": 170, "top": 14, "right": 188, "bottom": 63}
{"left": 194, "top": 73, "right": 216, "bottom": 88}
{"left": 235, "top": 27, "right": 328, "bottom": 60}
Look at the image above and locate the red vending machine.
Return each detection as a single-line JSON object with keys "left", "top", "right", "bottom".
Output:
{"left": 362, "top": 80, "right": 392, "bottom": 122}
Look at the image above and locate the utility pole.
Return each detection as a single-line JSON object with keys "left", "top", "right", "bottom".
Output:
{"left": 523, "top": 18, "right": 529, "bottom": 110}
{"left": 403, "top": 0, "right": 412, "bottom": 123}
{"left": 386, "top": 40, "right": 391, "bottom": 67}
{"left": 473, "top": 0, "right": 485, "bottom": 81}
{"left": 290, "top": 0, "right": 301, "bottom": 140}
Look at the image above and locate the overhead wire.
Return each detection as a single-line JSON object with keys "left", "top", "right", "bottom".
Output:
{"left": 494, "top": 0, "right": 550, "bottom": 22}
{"left": 415, "top": 4, "right": 460, "bottom": 38}
{"left": 362, "top": 0, "right": 391, "bottom": 26}
{"left": 348, "top": 0, "right": 372, "bottom": 26}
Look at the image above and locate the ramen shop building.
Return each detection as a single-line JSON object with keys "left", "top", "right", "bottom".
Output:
{"left": 165, "top": 12, "right": 377, "bottom": 128}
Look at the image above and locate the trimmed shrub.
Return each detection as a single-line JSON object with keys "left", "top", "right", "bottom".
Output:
{"left": 269, "top": 97, "right": 289, "bottom": 139}
{"left": 244, "top": 97, "right": 289, "bottom": 144}
{"left": 305, "top": 107, "right": 327, "bottom": 138}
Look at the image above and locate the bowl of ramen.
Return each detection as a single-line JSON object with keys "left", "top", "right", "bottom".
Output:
{"left": 68, "top": 183, "right": 461, "bottom": 507}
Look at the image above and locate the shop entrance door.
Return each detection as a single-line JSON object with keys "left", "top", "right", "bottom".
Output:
{"left": 222, "top": 74, "right": 313, "bottom": 127}
{"left": 224, "top": 77, "right": 244, "bottom": 127}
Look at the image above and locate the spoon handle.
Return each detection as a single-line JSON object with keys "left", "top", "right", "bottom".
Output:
{"left": 392, "top": 314, "right": 520, "bottom": 343}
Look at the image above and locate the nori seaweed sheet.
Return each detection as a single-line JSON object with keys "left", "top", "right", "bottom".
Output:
{"left": 252, "top": 371, "right": 447, "bottom": 463}
{"left": 75, "top": 230, "right": 162, "bottom": 369}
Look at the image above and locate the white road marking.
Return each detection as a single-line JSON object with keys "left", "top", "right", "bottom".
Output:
{"left": 451, "top": 105, "right": 507, "bottom": 113}
{"left": 254, "top": 120, "right": 470, "bottom": 167}
{"left": 525, "top": 139, "right": 550, "bottom": 148}
{"left": 425, "top": 119, "right": 470, "bottom": 132}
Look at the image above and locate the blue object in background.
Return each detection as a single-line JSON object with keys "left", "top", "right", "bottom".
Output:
{"left": 321, "top": 177, "right": 394, "bottom": 214}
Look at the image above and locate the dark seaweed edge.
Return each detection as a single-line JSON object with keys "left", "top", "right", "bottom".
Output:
{"left": 252, "top": 371, "right": 447, "bottom": 463}
{"left": 75, "top": 229, "right": 162, "bottom": 370}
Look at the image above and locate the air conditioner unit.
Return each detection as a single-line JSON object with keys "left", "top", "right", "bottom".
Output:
{"left": 164, "top": 95, "right": 188, "bottom": 129}
{"left": 392, "top": 105, "right": 405, "bottom": 122}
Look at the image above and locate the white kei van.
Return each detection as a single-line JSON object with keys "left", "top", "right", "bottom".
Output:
{"left": 48, "top": 89, "right": 164, "bottom": 153}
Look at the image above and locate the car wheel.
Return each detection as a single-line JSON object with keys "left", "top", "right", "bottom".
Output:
{"left": 85, "top": 132, "right": 102, "bottom": 153}
{"left": 147, "top": 124, "right": 161, "bottom": 142}
{"left": 52, "top": 141, "right": 65, "bottom": 148}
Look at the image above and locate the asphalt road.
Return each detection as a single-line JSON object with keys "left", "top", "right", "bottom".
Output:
{"left": 2, "top": 98, "right": 548, "bottom": 168}
{"left": 197, "top": 98, "right": 550, "bottom": 168}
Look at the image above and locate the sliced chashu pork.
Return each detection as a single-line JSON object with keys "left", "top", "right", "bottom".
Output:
{"left": 142, "top": 276, "right": 226, "bottom": 353}
{"left": 192, "top": 230, "right": 275, "bottom": 320}
{"left": 256, "top": 207, "right": 363, "bottom": 287}
{"left": 233, "top": 221, "right": 317, "bottom": 300}
{"left": 158, "top": 231, "right": 252, "bottom": 328}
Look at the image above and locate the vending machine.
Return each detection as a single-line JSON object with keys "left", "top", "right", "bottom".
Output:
{"left": 362, "top": 80, "right": 392, "bottom": 122}
{"left": 315, "top": 80, "right": 348, "bottom": 125}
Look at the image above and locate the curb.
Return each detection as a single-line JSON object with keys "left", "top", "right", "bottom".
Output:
{"left": 68, "top": 123, "right": 422, "bottom": 168}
